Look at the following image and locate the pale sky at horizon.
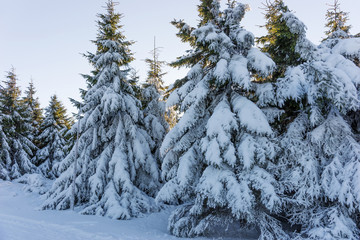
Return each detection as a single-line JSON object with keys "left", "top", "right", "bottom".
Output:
{"left": 1, "top": 0, "right": 359, "bottom": 115}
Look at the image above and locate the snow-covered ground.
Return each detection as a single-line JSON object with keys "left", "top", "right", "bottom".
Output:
{"left": 0, "top": 180, "right": 251, "bottom": 240}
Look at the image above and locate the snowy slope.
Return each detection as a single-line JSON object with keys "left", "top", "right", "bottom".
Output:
{"left": 0, "top": 180, "right": 251, "bottom": 240}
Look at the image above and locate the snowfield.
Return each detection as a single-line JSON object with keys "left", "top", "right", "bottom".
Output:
{"left": 0, "top": 180, "right": 251, "bottom": 240}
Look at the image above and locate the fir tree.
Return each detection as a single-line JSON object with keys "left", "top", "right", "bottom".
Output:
{"left": 321, "top": 1, "right": 360, "bottom": 140}
{"left": 324, "top": 0, "right": 351, "bottom": 41}
{"left": 329, "top": 37, "right": 360, "bottom": 141}
{"left": 142, "top": 38, "right": 169, "bottom": 165}
{"left": 22, "top": 80, "right": 43, "bottom": 147}
{"left": 164, "top": 104, "right": 179, "bottom": 130}
{"left": 128, "top": 68, "right": 142, "bottom": 100}
{"left": 256, "top": 0, "right": 306, "bottom": 134}
{"left": 198, "top": 0, "right": 219, "bottom": 27}
{"left": 161, "top": 81, "right": 183, "bottom": 130}
{"left": 169, "top": 0, "right": 216, "bottom": 69}
{"left": 256, "top": 0, "right": 304, "bottom": 80}
{"left": 156, "top": 1, "right": 285, "bottom": 238}
{"left": 0, "top": 68, "right": 37, "bottom": 179}
{"left": 0, "top": 103, "right": 11, "bottom": 180}
{"left": 144, "top": 38, "right": 166, "bottom": 92}
{"left": 36, "top": 95, "right": 71, "bottom": 179}
{"left": 321, "top": 0, "right": 359, "bottom": 67}
{"left": 43, "top": 0, "right": 160, "bottom": 219}
{"left": 269, "top": 10, "right": 360, "bottom": 239}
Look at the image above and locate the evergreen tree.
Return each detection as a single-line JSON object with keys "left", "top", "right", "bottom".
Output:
{"left": 324, "top": 0, "right": 351, "bottom": 41}
{"left": 163, "top": 0, "right": 220, "bottom": 130}
{"left": 43, "top": 0, "right": 160, "bottom": 219}
{"left": 36, "top": 95, "right": 71, "bottom": 179}
{"left": 164, "top": 104, "right": 179, "bottom": 130}
{"left": 156, "top": 1, "right": 286, "bottom": 238}
{"left": 328, "top": 37, "right": 360, "bottom": 142}
{"left": 128, "top": 68, "right": 142, "bottom": 100}
{"left": 268, "top": 10, "right": 360, "bottom": 239}
{"left": 22, "top": 80, "right": 43, "bottom": 147}
{"left": 142, "top": 39, "right": 169, "bottom": 165}
{"left": 169, "top": 0, "right": 216, "bottom": 69}
{"left": 256, "top": 0, "right": 307, "bottom": 135}
{"left": 144, "top": 38, "right": 167, "bottom": 92}
{"left": 162, "top": 81, "right": 182, "bottom": 130}
{"left": 0, "top": 103, "right": 11, "bottom": 180}
{"left": 0, "top": 68, "right": 37, "bottom": 179}
{"left": 256, "top": 0, "right": 304, "bottom": 80}
{"left": 321, "top": 1, "right": 360, "bottom": 140}
{"left": 198, "top": 0, "right": 218, "bottom": 26}
{"left": 321, "top": 0, "right": 359, "bottom": 67}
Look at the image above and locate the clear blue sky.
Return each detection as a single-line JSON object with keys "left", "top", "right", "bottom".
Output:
{"left": 1, "top": 0, "right": 359, "bottom": 114}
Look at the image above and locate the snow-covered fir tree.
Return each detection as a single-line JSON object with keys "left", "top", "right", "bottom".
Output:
{"left": 156, "top": 1, "right": 287, "bottom": 238}
{"left": 36, "top": 95, "right": 71, "bottom": 179}
{"left": 256, "top": 0, "right": 304, "bottom": 81}
{"left": 22, "top": 80, "right": 43, "bottom": 148}
{"left": 43, "top": 0, "right": 160, "bottom": 219}
{"left": 321, "top": 0, "right": 356, "bottom": 61}
{"left": 320, "top": 1, "right": 360, "bottom": 140}
{"left": 144, "top": 38, "right": 167, "bottom": 92}
{"left": 259, "top": 3, "right": 360, "bottom": 238}
{"left": 0, "top": 102, "right": 11, "bottom": 180}
{"left": 142, "top": 39, "right": 169, "bottom": 165}
{"left": 255, "top": 0, "right": 306, "bottom": 135}
{"left": 161, "top": 82, "right": 182, "bottom": 130}
{"left": 323, "top": 0, "right": 351, "bottom": 42}
{"left": 0, "top": 68, "right": 37, "bottom": 180}
{"left": 321, "top": 0, "right": 359, "bottom": 68}
{"left": 128, "top": 68, "right": 142, "bottom": 101}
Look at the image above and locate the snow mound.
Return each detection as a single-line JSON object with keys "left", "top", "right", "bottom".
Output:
{"left": 15, "top": 173, "right": 50, "bottom": 195}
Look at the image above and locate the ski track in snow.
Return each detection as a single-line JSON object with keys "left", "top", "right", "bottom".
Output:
{"left": 0, "top": 180, "right": 245, "bottom": 240}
